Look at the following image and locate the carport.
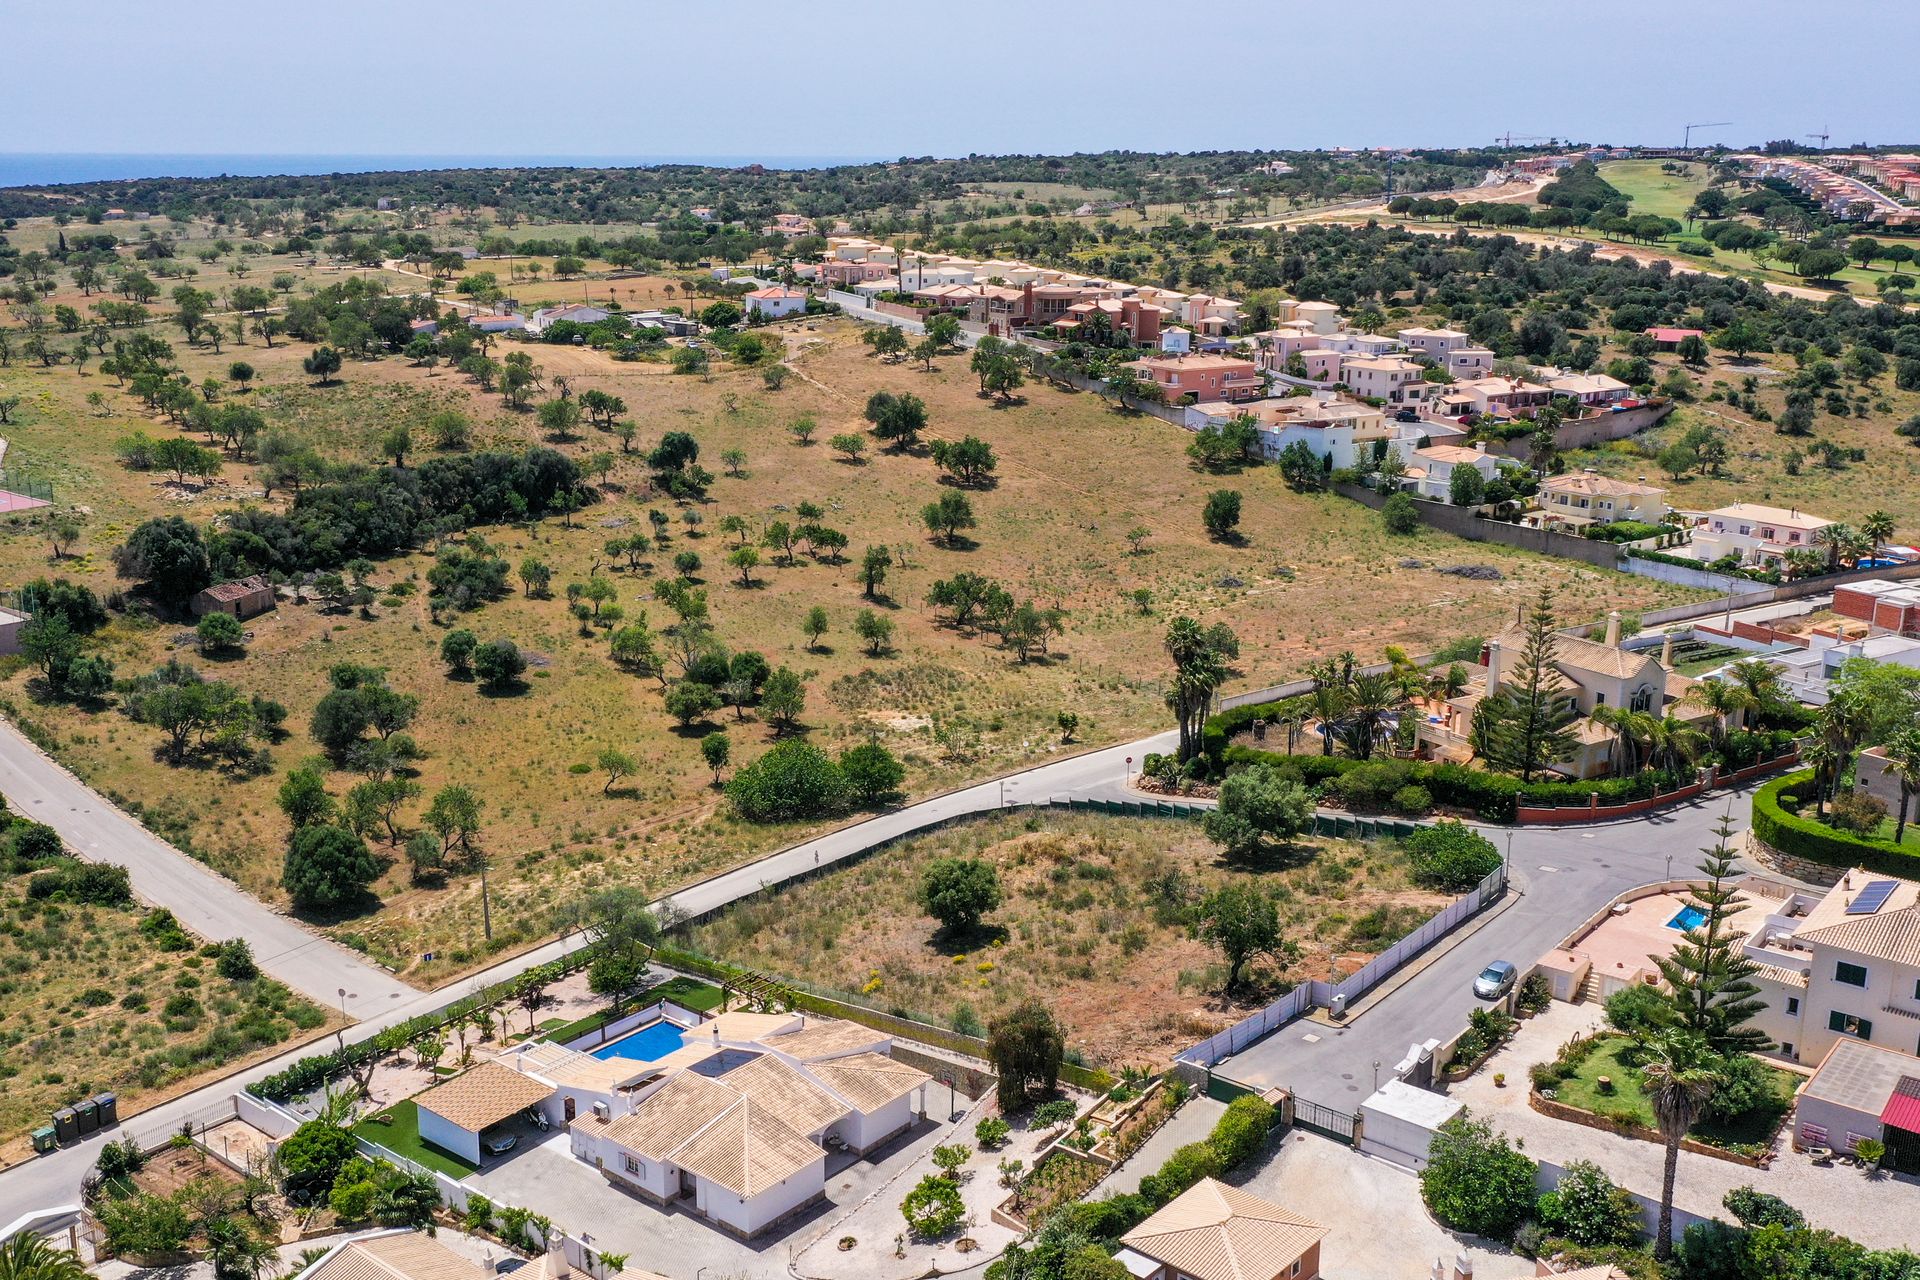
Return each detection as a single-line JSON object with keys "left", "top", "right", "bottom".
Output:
{"left": 414, "top": 1061, "right": 555, "bottom": 1165}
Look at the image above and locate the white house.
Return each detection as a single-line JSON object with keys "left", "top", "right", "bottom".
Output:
{"left": 1160, "top": 326, "right": 1192, "bottom": 354}
{"left": 1206, "top": 395, "right": 1390, "bottom": 470}
{"left": 1401, "top": 442, "right": 1498, "bottom": 500}
{"left": 1689, "top": 503, "right": 1835, "bottom": 568}
{"left": 1532, "top": 472, "right": 1667, "bottom": 528}
{"left": 1319, "top": 331, "right": 1405, "bottom": 358}
{"left": 1291, "top": 300, "right": 1343, "bottom": 335}
{"left": 1445, "top": 345, "right": 1496, "bottom": 378}
{"left": 742, "top": 286, "right": 808, "bottom": 319}
{"left": 1538, "top": 370, "right": 1633, "bottom": 406}
{"left": 467, "top": 312, "right": 528, "bottom": 333}
{"left": 412, "top": 1061, "right": 556, "bottom": 1165}
{"left": 527, "top": 304, "right": 610, "bottom": 335}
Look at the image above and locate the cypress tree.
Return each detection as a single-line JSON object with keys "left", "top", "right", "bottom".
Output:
{"left": 1653, "top": 809, "right": 1771, "bottom": 1055}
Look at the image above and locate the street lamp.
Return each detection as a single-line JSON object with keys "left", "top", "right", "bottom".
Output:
{"left": 1665, "top": 854, "right": 1674, "bottom": 883}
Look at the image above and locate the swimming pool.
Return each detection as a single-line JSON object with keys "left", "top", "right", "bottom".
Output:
{"left": 1667, "top": 904, "right": 1707, "bottom": 931}
{"left": 589, "top": 1019, "right": 688, "bottom": 1062}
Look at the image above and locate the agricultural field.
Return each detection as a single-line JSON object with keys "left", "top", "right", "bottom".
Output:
{"left": 683, "top": 811, "right": 1449, "bottom": 1068}
{"left": 0, "top": 850, "right": 334, "bottom": 1149}
{"left": 0, "top": 244, "right": 1698, "bottom": 983}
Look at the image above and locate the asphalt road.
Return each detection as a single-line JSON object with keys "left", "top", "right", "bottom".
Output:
{"left": 1216, "top": 786, "right": 1764, "bottom": 1106}
{"left": 0, "top": 719, "right": 417, "bottom": 1010}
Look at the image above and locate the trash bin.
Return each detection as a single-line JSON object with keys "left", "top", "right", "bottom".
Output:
{"left": 92, "top": 1092, "right": 118, "bottom": 1128}
{"left": 52, "top": 1109, "right": 78, "bottom": 1145}
{"left": 73, "top": 1099, "right": 98, "bottom": 1135}
{"left": 31, "top": 1127, "right": 56, "bottom": 1155}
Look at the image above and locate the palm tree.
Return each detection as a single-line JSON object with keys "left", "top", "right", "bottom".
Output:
{"left": 1641, "top": 1031, "right": 1718, "bottom": 1261}
{"left": 1726, "top": 660, "right": 1788, "bottom": 724}
{"left": 1647, "top": 714, "right": 1709, "bottom": 775}
{"left": 1863, "top": 510, "right": 1896, "bottom": 560}
{"left": 1590, "top": 705, "right": 1654, "bottom": 777}
{"left": 203, "top": 1216, "right": 280, "bottom": 1280}
{"left": 1813, "top": 521, "right": 1858, "bottom": 572}
{"left": 1339, "top": 671, "right": 1408, "bottom": 760}
{"left": 1693, "top": 679, "right": 1756, "bottom": 748}
{"left": 0, "top": 1235, "right": 90, "bottom": 1280}
{"left": 1881, "top": 725, "right": 1920, "bottom": 845}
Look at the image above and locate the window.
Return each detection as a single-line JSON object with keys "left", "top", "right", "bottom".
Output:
{"left": 1835, "top": 961, "right": 1869, "bottom": 988}
{"left": 1290, "top": 1262, "right": 1302, "bottom": 1278}
{"left": 1913, "top": 978, "right": 1920, "bottom": 1001}
{"left": 1828, "top": 1010, "right": 1873, "bottom": 1041}
{"left": 1786, "top": 996, "right": 1800, "bottom": 1016}
{"left": 623, "top": 1154, "right": 642, "bottom": 1175}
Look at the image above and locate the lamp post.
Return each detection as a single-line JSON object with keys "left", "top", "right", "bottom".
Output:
{"left": 1665, "top": 854, "right": 1674, "bottom": 883}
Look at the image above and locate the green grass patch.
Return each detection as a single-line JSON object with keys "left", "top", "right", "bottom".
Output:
{"left": 352, "top": 1098, "right": 479, "bottom": 1178}
{"left": 1547, "top": 1036, "right": 1796, "bottom": 1153}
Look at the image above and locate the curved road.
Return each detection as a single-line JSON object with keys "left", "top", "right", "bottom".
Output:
{"left": 0, "top": 710, "right": 1774, "bottom": 1222}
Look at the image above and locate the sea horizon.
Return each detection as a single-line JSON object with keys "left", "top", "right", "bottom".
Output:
{"left": 0, "top": 152, "right": 894, "bottom": 188}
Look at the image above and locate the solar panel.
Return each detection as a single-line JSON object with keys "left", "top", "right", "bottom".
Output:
{"left": 1846, "top": 880, "right": 1899, "bottom": 915}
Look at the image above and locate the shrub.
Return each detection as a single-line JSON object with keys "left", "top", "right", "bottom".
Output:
{"left": 27, "top": 861, "right": 133, "bottom": 905}
{"left": 1382, "top": 492, "right": 1421, "bottom": 535}
{"left": 1405, "top": 821, "right": 1502, "bottom": 892}
{"left": 1140, "top": 1141, "right": 1226, "bottom": 1207}
{"left": 1827, "top": 790, "right": 1887, "bottom": 836}
{"left": 278, "top": 1120, "right": 358, "bottom": 1196}
{"left": 1391, "top": 784, "right": 1432, "bottom": 816}
{"left": 1604, "top": 984, "right": 1676, "bottom": 1039}
{"left": 1702, "top": 1053, "right": 1783, "bottom": 1125}
{"left": 1536, "top": 1160, "right": 1643, "bottom": 1247}
{"left": 975, "top": 1116, "right": 1012, "bottom": 1149}
{"left": 214, "top": 939, "right": 259, "bottom": 981}
{"left": 1518, "top": 971, "right": 1553, "bottom": 1014}
{"left": 1722, "top": 1185, "right": 1805, "bottom": 1230}
{"left": 1207, "top": 1095, "right": 1275, "bottom": 1167}
{"left": 1032, "top": 1099, "right": 1077, "bottom": 1128}
{"left": 1421, "top": 1113, "right": 1537, "bottom": 1240}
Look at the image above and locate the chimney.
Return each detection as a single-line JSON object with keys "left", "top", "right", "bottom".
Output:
{"left": 1452, "top": 1253, "right": 1473, "bottom": 1280}
{"left": 546, "top": 1236, "right": 568, "bottom": 1280}
{"left": 1660, "top": 632, "right": 1674, "bottom": 667}
{"left": 1604, "top": 610, "right": 1622, "bottom": 647}
{"left": 1484, "top": 639, "right": 1505, "bottom": 692}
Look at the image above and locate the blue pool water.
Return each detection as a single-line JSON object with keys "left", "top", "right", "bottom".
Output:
{"left": 589, "top": 1019, "right": 688, "bottom": 1061}
{"left": 1667, "top": 905, "right": 1708, "bottom": 931}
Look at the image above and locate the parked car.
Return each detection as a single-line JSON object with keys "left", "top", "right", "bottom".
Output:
{"left": 1473, "top": 960, "right": 1517, "bottom": 1000}
{"left": 482, "top": 1132, "right": 519, "bottom": 1157}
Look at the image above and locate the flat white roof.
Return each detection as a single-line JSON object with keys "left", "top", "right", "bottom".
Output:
{"left": 1360, "top": 1079, "right": 1464, "bottom": 1128}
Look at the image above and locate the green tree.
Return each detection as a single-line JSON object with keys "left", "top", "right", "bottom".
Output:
{"left": 802, "top": 605, "right": 830, "bottom": 650}
{"left": 840, "top": 741, "right": 905, "bottom": 806}
{"left": 700, "top": 731, "right": 731, "bottom": 785}
{"left": 596, "top": 746, "right": 637, "bottom": 794}
{"left": 424, "top": 784, "right": 483, "bottom": 861}
{"left": 1201, "top": 488, "right": 1242, "bottom": 540}
{"left": 1201, "top": 764, "right": 1313, "bottom": 859}
{"left": 1480, "top": 588, "right": 1579, "bottom": 781}
{"left": 1165, "top": 616, "right": 1234, "bottom": 762}
{"left": 302, "top": 346, "right": 343, "bottom": 383}
{"left": 1642, "top": 1030, "right": 1718, "bottom": 1260}
{"left": 277, "top": 764, "right": 336, "bottom": 830}
{"left": 921, "top": 491, "right": 977, "bottom": 545}
{"left": 282, "top": 824, "right": 379, "bottom": 911}
{"left": 472, "top": 638, "right": 526, "bottom": 691}
{"left": 725, "top": 740, "right": 850, "bottom": 821}
{"left": 1382, "top": 492, "right": 1421, "bottom": 535}
{"left": 0, "top": 1232, "right": 90, "bottom": 1280}
{"left": 1652, "top": 812, "right": 1771, "bottom": 1055}
{"left": 113, "top": 516, "right": 211, "bottom": 604}
{"left": 860, "top": 545, "right": 892, "bottom": 598}
{"left": 920, "top": 858, "right": 1001, "bottom": 932}
{"left": 440, "top": 628, "right": 477, "bottom": 675}
{"left": 986, "top": 1001, "right": 1065, "bottom": 1112}
{"left": 901, "top": 1173, "right": 965, "bottom": 1239}
{"left": 1196, "top": 883, "right": 1283, "bottom": 991}
{"left": 192, "top": 610, "right": 245, "bottom": 655}
{"left": 855, "top": 608, "right": 894, "bottom": 655}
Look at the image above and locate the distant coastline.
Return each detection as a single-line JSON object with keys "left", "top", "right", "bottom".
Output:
{"left": 0, "top": 153, "right": 891, "bottom": 188}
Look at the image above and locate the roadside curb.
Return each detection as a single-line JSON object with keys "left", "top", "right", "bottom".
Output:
{"left": 1303, "top": 876, "right": 1525, "bottom": 1027}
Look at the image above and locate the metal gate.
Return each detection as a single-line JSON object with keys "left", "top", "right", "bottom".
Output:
{"left": 1290, "top": 1095, "right": 1358, "bottom": 1145}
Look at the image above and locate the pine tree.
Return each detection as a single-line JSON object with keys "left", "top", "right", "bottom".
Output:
{"left": 1487, "top": 587, "right": 1579, "bottom": 781}
{"left": 1653, "top": 808, "right": 1772, "bottom": 1055}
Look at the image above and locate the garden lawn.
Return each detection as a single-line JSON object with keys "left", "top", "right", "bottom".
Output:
{"left": 1549, "top": 1035, "right": 1798, "bottom": 1153}
{"left": 352, "top": 1098, "right": 479, "bottom": 1178}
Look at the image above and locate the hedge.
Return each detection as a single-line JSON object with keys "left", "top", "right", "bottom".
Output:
{"left": 1035, "top": 1094, "right": 1276, "bottom": 1234}
{"left": 1753, "top": 770, "right": 1920, "bottom": 876}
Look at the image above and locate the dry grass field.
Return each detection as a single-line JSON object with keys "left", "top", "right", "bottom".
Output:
{"left": 684, "top": 811, "right": 1448, "bottom": 1068}
{"left": 0, "top": 873, "right": 332, "bottom": 1143}
{"left": 0, "top": 259, "right": 1700, "bottom": 982}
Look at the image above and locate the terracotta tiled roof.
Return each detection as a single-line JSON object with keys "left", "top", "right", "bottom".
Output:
{"left": 1544, "top": 473, "right": 1663, "bottom": 498}
{"left": 1491, "top": 622, "right": 1662, "bottom": 682}
{"left": 719, "top": 1054, "right": 847, "bottom": 1135}
{"left": 303, "top": 1233, "right": 488, "bottom": 1280}
{"left": 198, "top": 574, "right": 271, "bottom": 603}
{"left": 1796, "top": 905, "right": 1920, "bottom": 966}
{"left": 1120, "top": 1179, "right": 1328, "bottom": 1280}
{"left": 670, "top": 1096, "right": 822, "bottom": 1197}
{"left": 603, "top": 1073, "right": 738, "bottom": 1160}
{"left": 414, "top": 1061, "right": 553, "bottom": 1133}
{"left": 761, "top": 1018, "right": 884, "bottom": 1061}
{"left": 802, "top": 1052, "right": 929, "bottom": 1114}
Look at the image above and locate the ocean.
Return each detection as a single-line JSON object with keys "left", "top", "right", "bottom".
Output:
{"left": 0, "top": 153, "right": 890, "bottom": 188}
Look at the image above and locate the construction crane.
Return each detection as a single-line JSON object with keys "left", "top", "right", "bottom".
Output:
{"left": 1494, "top": 132, "right": 1550, "bottom": 148}
{"left": 1683, "top": 121, "right": 1732, "bottom": 150}
{"left": 1806, "top": 128, "right": 1831, "bottom": 150}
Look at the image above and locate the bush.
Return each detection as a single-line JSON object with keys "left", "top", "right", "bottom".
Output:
{"left": 1421, "top": 1113, "right": 1537, "bottom": 1240}
{"left": 1405, "top": 821, "right": 1502, "bottom": 891}
{"left": 1382, "top": 492, "right": 1421, "bottom": 535}
{"left": 1207, "top": 1095, "right": 1275, "bottom": 1167}
{"left": 214, "top": 939, "right": 259, "bottom": 981}
{"left": 1391, "top": 784, "right": 1432, "bottom": 816}
{"left": 1827, "top": 790, "right": 1887, "bottom": 836}
{"left": 1702, "top": 1053, "right": 1782, "bottom": 1125}
{"left": 1722, "top": 1185, "right": 1805, "bottom": 1230}
{"left": 975, "top": 1116, "right": 1011, "bottom": 1149}
{"left": 1536, "top": 1160, "right": 1643, "bottom": 1247}
{"left": 1140, "top": 1141, "right": 1226, "bottom": 1207}
{"left": 27, "top": 861, "right": 133, "bottom": 905}
{"left": 1032, "top": 1099, "right": 1078, "bottom": 1128}
{"left": 282, "top": 824, "right": 380, "bottom": 911}
{"left": 278, "top": 1120, "right": 358, "bottom": 1196}
{"left": 1604, "top": 983, "right": 1675, "bottom": 1039}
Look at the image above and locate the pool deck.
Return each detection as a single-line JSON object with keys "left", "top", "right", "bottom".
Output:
{"left": 1569, "top": 888, "right": 1766, "bottom": 987}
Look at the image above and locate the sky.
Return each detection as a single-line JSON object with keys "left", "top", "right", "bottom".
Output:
{"left": 4, "top": 0, "right": 1915, "bottom": 164}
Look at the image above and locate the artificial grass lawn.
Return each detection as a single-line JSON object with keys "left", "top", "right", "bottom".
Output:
{"left": 352, "top": 1098, "right": 479, "bottom": 1179}
{"left": 1550, "top": 1036, "right": 1797, "bottom": 1152}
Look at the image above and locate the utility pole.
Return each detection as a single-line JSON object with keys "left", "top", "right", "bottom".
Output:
{"left": 480, "top": 854, "right": 493, "bottom": 942}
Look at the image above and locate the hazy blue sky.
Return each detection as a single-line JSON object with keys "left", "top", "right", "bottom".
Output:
{"left": 6, "top": 0, "right": 1914, "bottom": 162}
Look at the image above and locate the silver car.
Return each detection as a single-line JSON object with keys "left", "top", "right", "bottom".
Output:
{"left": 1473, "top": 960, "right": 1517, "bottom": 1000}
